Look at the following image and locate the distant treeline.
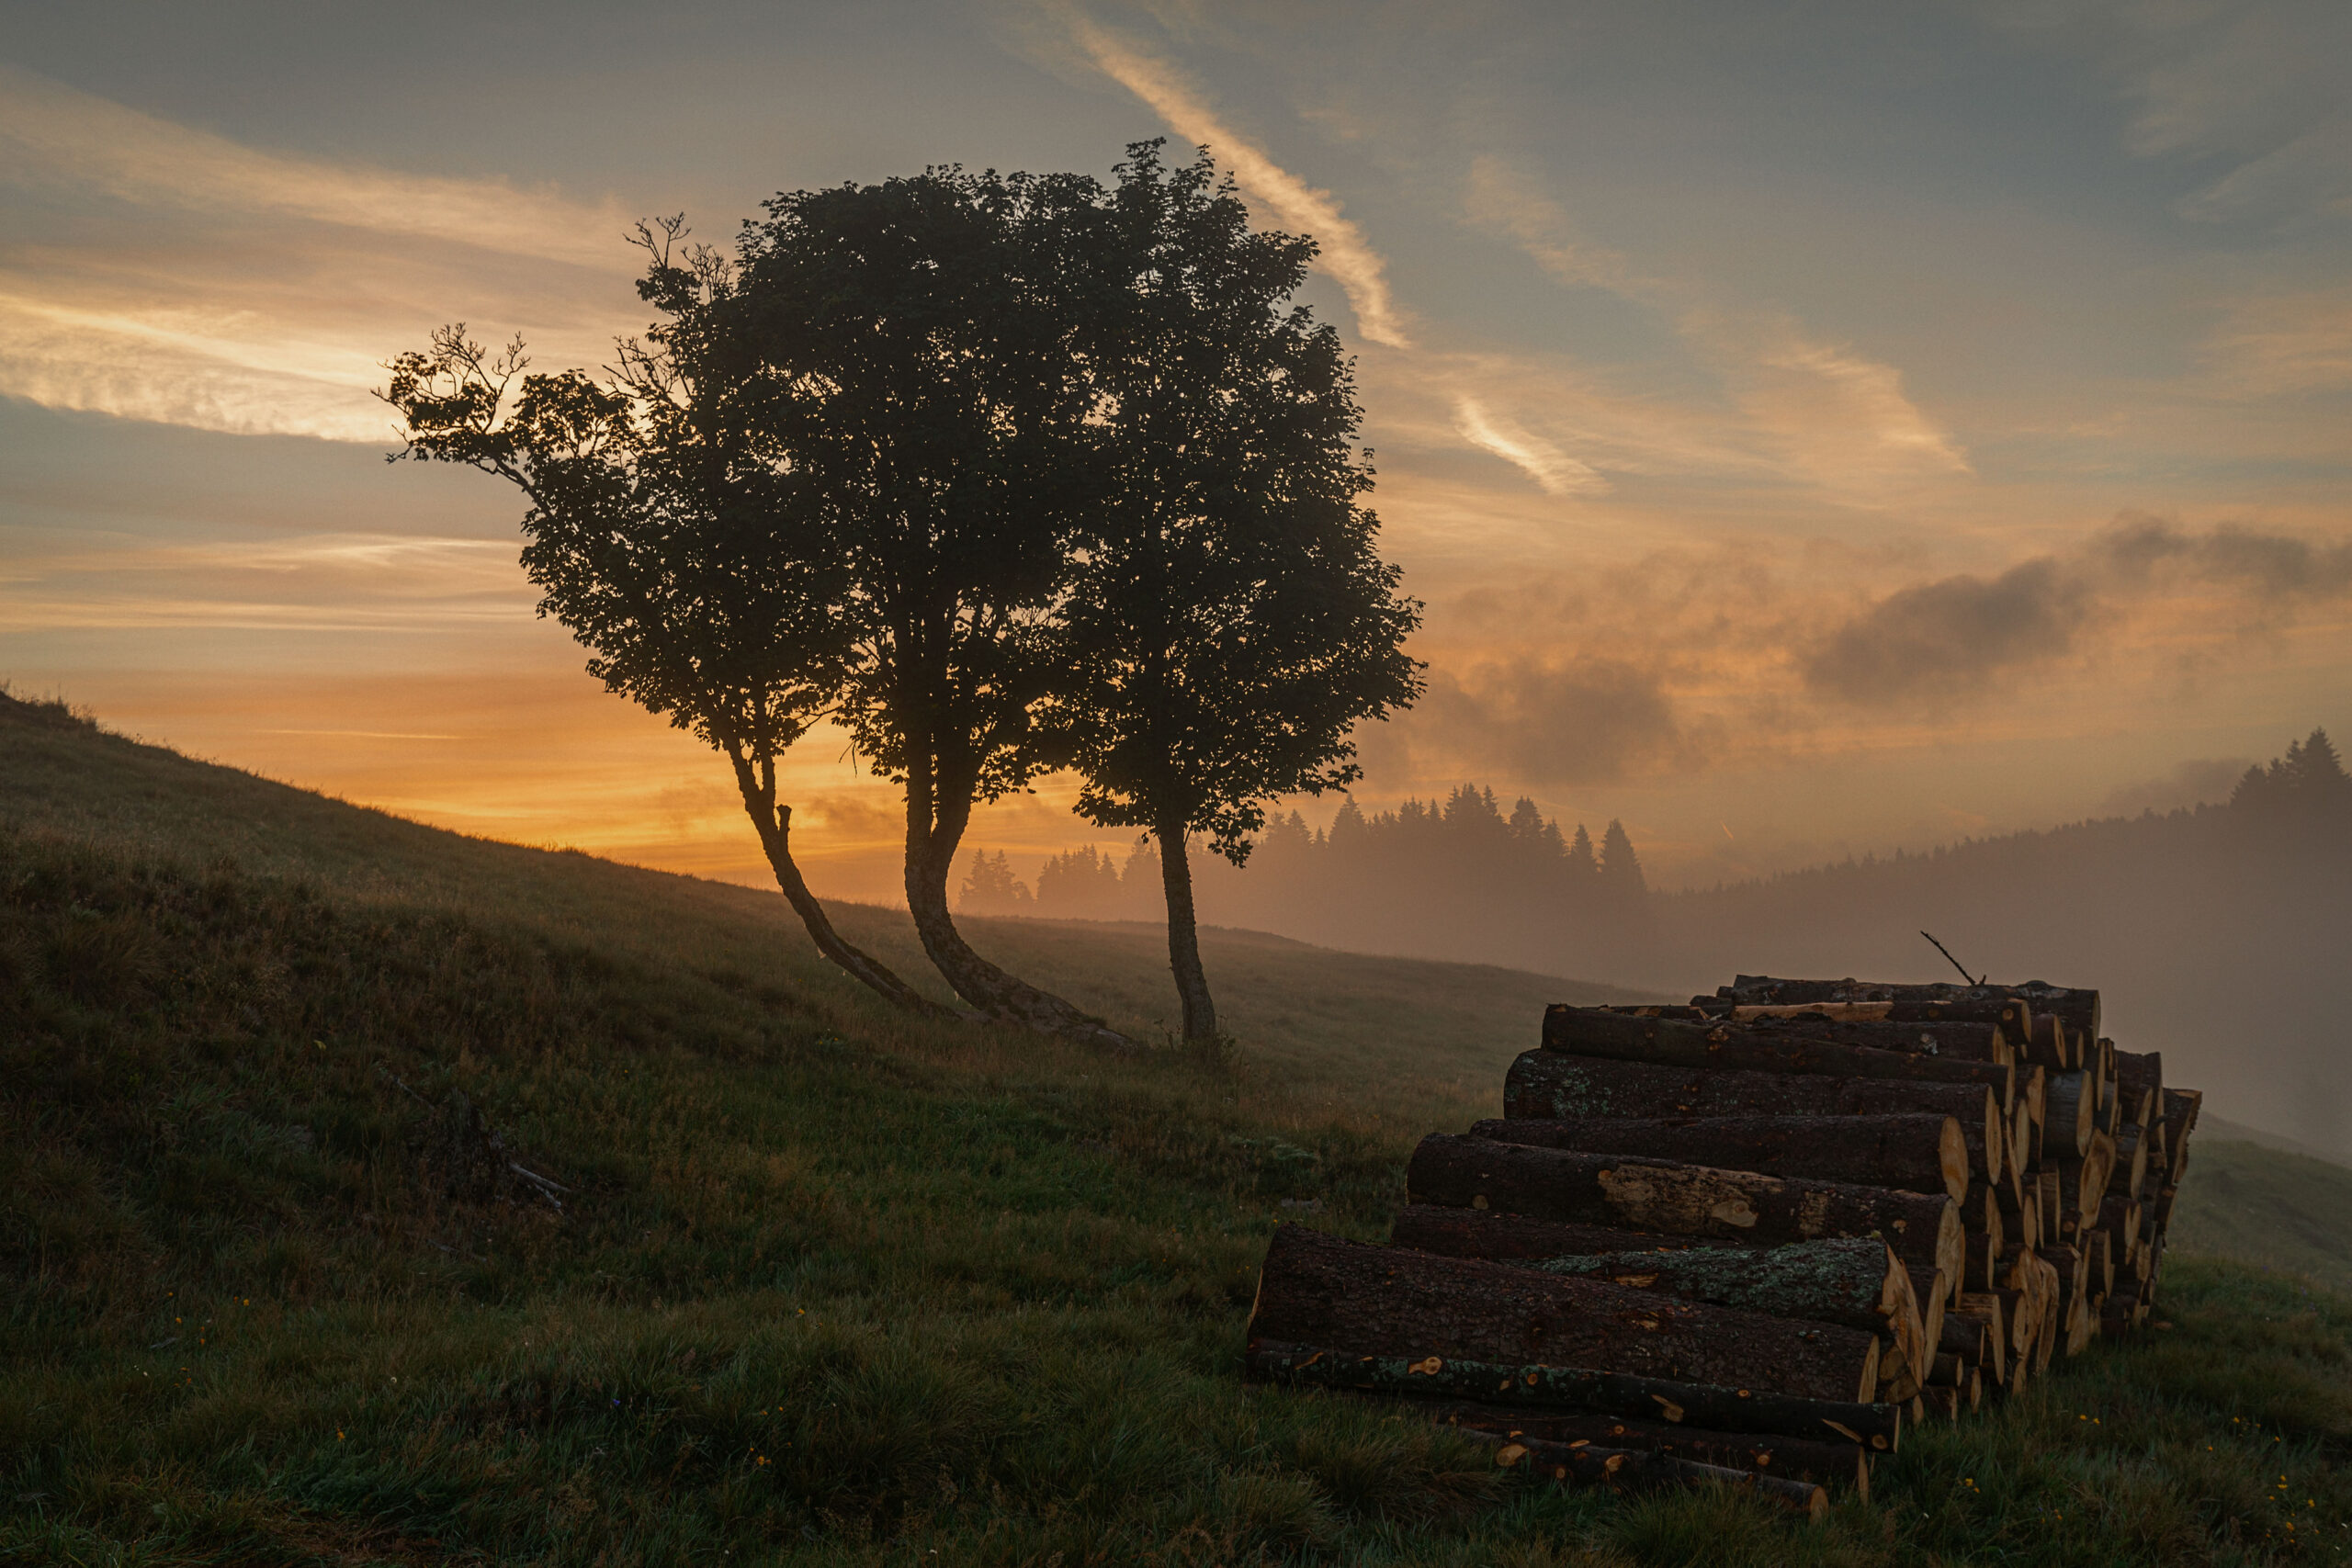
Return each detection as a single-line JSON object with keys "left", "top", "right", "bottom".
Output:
{"left": 962, "top": 784, "right": 1653, "bottom": 975}
{"left": 966, "top": 728, "right": 2352, "bottom": 1153}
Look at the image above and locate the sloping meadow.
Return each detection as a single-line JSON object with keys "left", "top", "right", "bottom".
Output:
{"left": 0, "top": 702, "right": 2346, "bottom": 1563}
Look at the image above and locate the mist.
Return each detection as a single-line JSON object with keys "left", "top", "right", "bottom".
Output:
{"left": 966, "top": 729, "right": 2352, "bottom": 1158}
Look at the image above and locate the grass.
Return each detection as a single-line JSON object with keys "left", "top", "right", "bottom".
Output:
{"left": 4, "top": 688, "right": 2350, "bottom": 1565}
{"left": 2169, "top": 1141, "right": 2352, "bottom": 1299}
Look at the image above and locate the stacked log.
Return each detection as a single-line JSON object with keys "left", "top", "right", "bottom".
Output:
{"left": 1241, "top": 972, "right": 2203, "bottom": 1515}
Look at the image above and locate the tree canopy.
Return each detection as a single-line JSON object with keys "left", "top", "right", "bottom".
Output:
{"left": 380, "top": 226, "right": 938, "bottom": 1013}
{"left": 1049, "top": 143, "right": 1422, "bottom": 1039}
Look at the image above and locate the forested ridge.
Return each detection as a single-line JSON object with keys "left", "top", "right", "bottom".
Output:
{"left": 972, "top": 730, "right": 2352, "bottom": 1153}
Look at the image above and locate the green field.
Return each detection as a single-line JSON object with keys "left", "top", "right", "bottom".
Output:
{"left": 6, "top": 689, "right": 2351, "bottom": 1565}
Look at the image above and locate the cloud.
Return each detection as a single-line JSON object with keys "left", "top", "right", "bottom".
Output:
{"left": 1068, "top": 16, "right": 1412, "bottom": 348}
{"left": 1461, "top": 157, "right": 1970, "bottom": 496}
{"left": 1802, "top": 558, "right": 2092, "bottom": 705}
{"left": 2098, "top": 512, "right": 2352, "bottom": 597}
{"left": 1418, "top": 656, "right": 1694, "bottom": 786}
{"left": 2095, "top": 755, "right": 2251, "bottom": 818}
{"left": 1449, "top": 394, "right": 1605, "bottom": 494}
{"left": 0, "top": 66, "right": 641, "bottom": 441}
{"left": 2201, "top": 286, "right": 2352, "bottom": 397}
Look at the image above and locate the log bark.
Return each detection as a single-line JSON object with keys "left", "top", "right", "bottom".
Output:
{"left": 2045, "top": 1072, "right": 2096, "bottom": 1161}
{"left": 1243, "top": 1339, "right": 1902, "bottom": 1449}
{"left": 1951, "top": 1296, "right": 2008, "bottom": 1386}
{"left": 1462, "top": 1428, "right": 1830, "bottom": 1518}
{"left": 1407, "top": 1134, "right": 1964, "bottom": 1280}
{"left": 2115, "top": 1049, "right": 2163, "bottom": 1128}
{"left": 2112, "top": 1123, "right": 2150, "bottom": 1210}
{"left": 1423, "top": 1403, "right": 1869, "bottom": 1496}
{"left": 1469, "top": 1113, "right": 1967, "bottom": 1201}
{"left": 1705, "top": 977, "right": 2098, "bottom": 1042}
{"left": 1714, "top": 1016, "right": 2010, "bottom": 1064}
{"left": 1542, "top": 1007, "right": 2015, "bottom": 1102}
{"left": 1249, "top": 1224, "right": 1883, "bottom": 1403}
{"left": 1389, "top": 1207, "right": 1723, "bottom": 1262}
{"left": 1502, "top": 1054, "right": 2002, "bottom": 1174}
{"left": 1531, "top": 1237, "right": 1925, "bottom": 1366}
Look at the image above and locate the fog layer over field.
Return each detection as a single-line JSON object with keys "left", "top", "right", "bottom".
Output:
{"left": 968, "top": 730, "right": 2352, "bottom": 1157}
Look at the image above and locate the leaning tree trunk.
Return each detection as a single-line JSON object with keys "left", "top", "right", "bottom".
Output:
{"left": 899, "top": 734, "right": 1134, "bottom": 1050}
{"left": 725, "top": 749, "right": 946, "bottom": 1015}
{"left": 1156, "top": 818, "right": 1218, "bottom": 1042}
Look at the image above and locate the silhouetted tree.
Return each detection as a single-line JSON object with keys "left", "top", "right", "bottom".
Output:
{"left": 1599, "top": 819, "right": 1647, "bottom": 900}
{"left": 958, "top": 850, "right": 1033, "bottom": 915}
{"left": 1566, "top": 824, "right": 1598, "bottom": 883}
{"left": 2233, "top": 728, "right": 2352, "bottom": 830}
{"left": 721, "top": 166, "right": 1128, "bottom": 1046}
{"left": 1051, "top": 143, "right": 1421, "bottom": 1040}
{"left": 380, "top": 231, "right": 940, "bottom": 1015}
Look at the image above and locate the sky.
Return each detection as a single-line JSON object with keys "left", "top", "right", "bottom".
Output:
{"left": 4, "top": 0, "right": 2349, "bottom": 903}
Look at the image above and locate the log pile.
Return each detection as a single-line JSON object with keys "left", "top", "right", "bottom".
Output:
{"left": 1243, "top": 974, "right": 2202, "bottom": 1517}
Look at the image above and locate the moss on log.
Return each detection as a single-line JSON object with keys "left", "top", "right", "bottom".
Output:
{"left": 1249, "top": 1224, "right": 1883, "bottom": 1403}
{"left": 1244, "top": 1338, "right": 1902, "bottom": 1449}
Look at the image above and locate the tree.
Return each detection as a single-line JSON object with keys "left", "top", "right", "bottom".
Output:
{"left": 379, "top": 228, "right": 941, "bottom": 1015}
{"left": 1599, "top": 819, "right": 1647, "bottom": 899}
{"left": 1049, "top": 143, "right": 1422, "bottom": 1041}
{"left": 957, "top": 850, "right": 1033, "bottom": 915}
{"left": 719, "top": 165, "right": 1129, "bottom": 1047}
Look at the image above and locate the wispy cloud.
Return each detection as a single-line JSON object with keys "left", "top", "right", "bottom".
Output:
{"left": 1449, "top": 394, "right": 1605, "bottom": 495}
{"left": 0, "top": 66, "right": 641, "bottom": 441}
{"left": 1068, "top": 16, "right": 1412, "bottom": 348}
{"left": 1464, "top": 156, "right": 1971, "bottom": 494}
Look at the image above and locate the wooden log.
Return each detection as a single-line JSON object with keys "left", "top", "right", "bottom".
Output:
{"left": 1938, "top": 1312, "right": 1988, "bottom": 1369}
{"left": 1390, "top": 1207, "right": 1719, "bottom": 1262}
{"left": 1470, "top": 1114, "right": 1968, "bottom": 1202}
{"left": 2029, "top": 1255, "right": 2062, "bottom": 1373}
{"left": 1250, "top": 1225, "right": 1883, "bottom": 1403}
{"left": 1407, "top": 1134, "right": 1964, "bottom": 1280}
{"left": 2161, "top": 1089, "right": 2202, "bottom": 1168}
{"left": 1501, "top": 1054, "right": 2003, "bottom": 1169}
{"left": 1532, "top": 1238, "right": 1926, "bottom": 1369}
{"left": 2023, "top": 1013, "right": 2066, "bottom": 1072}
{"left": 1905, "top": 1267, "right": 1947, "bottom": 1353}
{"left": 1462, "top": 1428, "right": 1831, "bottom": 1518}
{"left": 1951, "top": 1297, "right": 2007, "bottom": 1386}
{"left": 1964, "top": 1228, "right": 2004, "bottom": 1297}
{"left": 1716, "top": 1016, "right": 2011, "bottom": 1065}
{"left": 1542, "top": 1007, "right": 2015, "bottom": 1102}
{"left": 2046, "top": 1072, "right": 2096, "bottom": 1161}
{"left": 2115, "top": 1049, "right": 2163, "bottom": 1128}
{"left": 1707, "top": 977, "right": 2098, "bottom": 1042}
{"left": 1922, "top": 1386, "right": 1962, "bottom": 1421}
{"left": 1424, "top": 1403, "right": 1870, "bottom": 1496}
{"left": 2085, "top": 1226, "right": 2117, "bottom": 1294}
{"left": 2112, "top": 1123, "right": 2150, "bottom": 1207}
{"left": 1244, "top": 1339, "right": 1904, "bottom": 1450}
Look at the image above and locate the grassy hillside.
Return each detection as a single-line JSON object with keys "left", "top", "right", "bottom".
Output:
{"left": 2170, "top": 1139, "right": 2352, "bottom": 1298}
{"left": 6, "top": 691, "right": 2351, "bottom": 1565}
